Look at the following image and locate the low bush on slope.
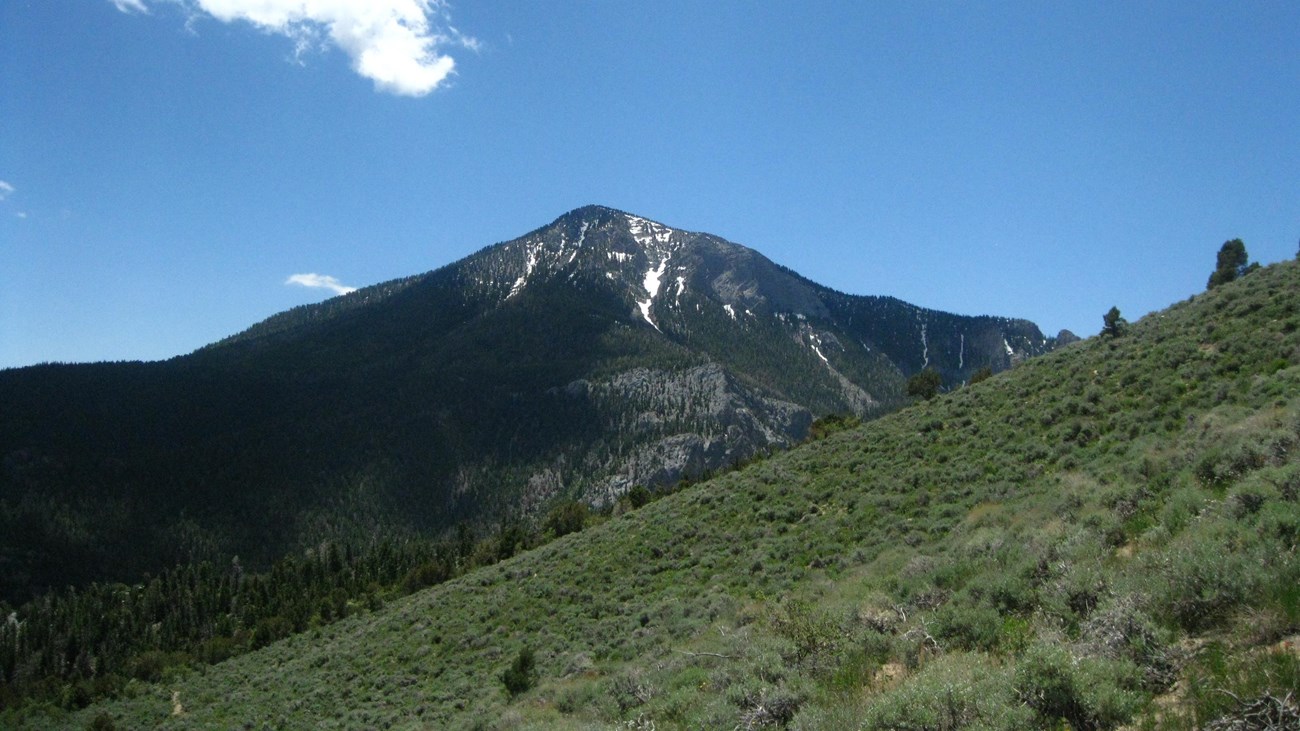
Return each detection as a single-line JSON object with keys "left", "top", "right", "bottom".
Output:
{"left": 19, "top": 261, "right": 1300, "bottom": 730}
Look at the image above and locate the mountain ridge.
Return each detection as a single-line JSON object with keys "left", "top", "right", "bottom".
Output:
{"left": 0, "top": 206, "right": 1063, "bottom": 602}
{"left": 212, "top": 205, "right": 1064, "bottom": 366}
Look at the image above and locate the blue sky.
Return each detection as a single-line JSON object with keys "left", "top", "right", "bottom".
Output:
{"left": 2, "top": 1, "right": 1297, "bottom": 369}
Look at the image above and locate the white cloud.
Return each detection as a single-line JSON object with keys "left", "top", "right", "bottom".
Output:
{"left": 0, "top": 181, "right": 13, "bottom": 201}
{"left": 117, "top": 0, "right": 474, "bottom": 96}
{"left": 286, "top": 273, "right": 357, "bottom": 296}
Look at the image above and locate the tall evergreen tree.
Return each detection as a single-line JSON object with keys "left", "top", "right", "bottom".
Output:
{"left": 1101, "top": 306, "right": 1127, "bottom": 338}
{"left": 1207, "top": 239, "right": 1250, "bottom": 289}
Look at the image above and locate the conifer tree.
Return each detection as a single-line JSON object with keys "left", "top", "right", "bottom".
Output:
{"left": 1207, "top": 239, "right": 1250, "bottom": 289}
{"left": 906, "top": 369, "right": 942, "bottom": 400}
{"left": 1101, "top": 306, "right": 1127, "bottom": 338}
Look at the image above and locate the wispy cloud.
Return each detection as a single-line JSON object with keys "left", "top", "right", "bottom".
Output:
{"left": 110, "top": 0, "right": 148, "bottom": 13}
{"left": 113, "top": 1, "right": 476, "bottom": 96}
{"left": 0, "top": 181, "right": 14, "bottom": 201}
{"left": 286, "top": 273, "right": 357, "bottom": 296}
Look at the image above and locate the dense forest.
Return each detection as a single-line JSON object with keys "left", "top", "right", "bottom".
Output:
{"left": 1, "top": 513, "right": 562, "bottom": 711}
{"left": 0, "top": 435, "right": 803, "bottom": 715}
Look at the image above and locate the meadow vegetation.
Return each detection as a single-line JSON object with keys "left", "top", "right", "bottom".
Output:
{"left": 8, "top": 259, "right": 1300, "bottom": 729}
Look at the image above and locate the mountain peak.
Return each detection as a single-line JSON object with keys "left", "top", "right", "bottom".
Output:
{"left": 563, "top": 203, "right": 624, "bottom": 219}
{"left": 552, "top": 205, "right": 683, "bottom": 247}
{"left": 220, "top": 205, "right": 1055, "bottom": 383}
{"left": 0, "top": 204, "right": 1068, "bottom": 609}
{"left": 547, "top": 204, "right": 636, "bottom": 232}
{"left": 482, "top": 206, "right": 690, "bottom": 326}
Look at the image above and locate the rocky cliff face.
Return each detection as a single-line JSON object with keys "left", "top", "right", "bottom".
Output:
{"left": 564, "top": 363, "right": 812, "bottom": 504}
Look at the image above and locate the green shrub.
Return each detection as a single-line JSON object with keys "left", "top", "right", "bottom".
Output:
{"left": 627, "top": 486, "right": 652, "bottom": 509}
{"left": 928, "top": 601, "right": 1002, "bottom": 652}
{"left": 736, "top": 686, "right": 804, "bottom": 728}
{"left": 1193, "top": 410, "right": 1296, "bottom": 488}
{"left": 1153, "top": 525, "right": 1267, "bottom": 632}
{"left": 1155, "top": 643, "right": 1300, "bottom": 731}
{"left": 860, "top": 652, "right": 1031, "bottom": 731}
{"left": 126, "top": 650, "right": 191, "bottom": 682}
{"left": 982, "top": 570, "right": 1035, "bottom": 615}
{"left": 994, "top": 616, "right": 1033, "bottom": 656}
{"left": 906, "top": 369, "right": 943, "bottom": 400}
{"left": 501, "top": 646, "right": 536, "bottom": 698}
{"left": 1037, "top": 552, "right": 1108, "bottom": 625}
{"left": 1155, "top": 486, "right": 1207, "bottom": 538}
{"left": 402, "top": 558, "right": 453, "bottom": 593}
{"left": 1015, "top": 642, "right": 1141, "bottom": 730}
{"left": 809, "top": 413, "right": 862, "bottom": 440}
{"left": 1079, "top": 597, "right": 1177, "bottom": 692}
{"left": 252, "top": 615, "right": 294, "bottom": 649}
{"left": 820, "top": 654, "right": 871, "bottom": 698}
{"left": 544, "top": 500, "right": 590, "bottom": 538}
{"left": 769, "top": 599, "right": 840, "bottom": 669}
{"left": 1196, "top": 443, "right": 1266, "bottom": 488}
{"left": 195, "top": 635, "right": 243, "bottom": 665}
{"left": 609, "top": 668, "right": 656, "bottom": 713}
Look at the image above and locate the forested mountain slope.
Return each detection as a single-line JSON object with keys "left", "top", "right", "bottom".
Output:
{"left": 32, "top": 256, "right": 1299, "bottom": 730}
{"left": 0, "top": 206, "right": 1058, "bottom": 603}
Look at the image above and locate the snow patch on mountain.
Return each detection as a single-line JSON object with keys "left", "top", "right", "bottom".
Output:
{"left": 567, "top": 222, "right": 588, "bottom": 265}
{"left": 626, "top": 214, "right": 675, "bottom": 248}
{"left": 638, "top": 255, "right": 671, "bottom": 331}
{"left": 508, "top": 241, "right": 542, "bottom": 298}
{"left": 809, "top": 334, "right": 830, "bottom": 364}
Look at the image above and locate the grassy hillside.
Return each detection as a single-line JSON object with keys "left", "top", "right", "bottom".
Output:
{"left": 20, "top": 260, "right": 1300, "bottom": 729}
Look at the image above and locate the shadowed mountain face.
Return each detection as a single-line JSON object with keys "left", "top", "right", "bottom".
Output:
{"left": 0, "top": 206, "right": 1060, "bottom": 600}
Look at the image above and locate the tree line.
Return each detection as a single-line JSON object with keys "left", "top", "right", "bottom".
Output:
{"left": 0, "top": 416, "right": 817, "bottom": 717}
{"left": 0, "top": 511, "right": 580, "bottom": 714}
